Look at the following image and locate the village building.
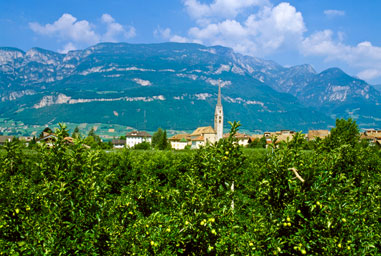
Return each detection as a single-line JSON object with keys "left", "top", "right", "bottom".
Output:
{"left": 37, "top": 133, "right": 57, "bottom": 147}
{"left": 263, "top": 130, "right": 297, "bottom": 145}
{"left": 168, "top": 134, "right": 191, "bottom": 150}
{"left": 125, "top": 131, "right": 152, "bottom": 148}
{"left": 0, "top": 135, "right": 14, "bottom": 145}
{"left": 37, "top": 133, "right": 74, "bottom": 147}
{"left": 190, "top": 126, "right": 216, "bottom": 149}
{"left": 19, "top": 136, "right": 34, "bottom": 142}
{"left": 223, "top": 132, "right": 252, "bottom": 147}
{"left": 360, "top": 129, "right": 381, "bottom": 146}
{"left": 251, "top": 134, "right": 263, "bottom": 140}
{"left": 111, "top": 139, "right": 126, "bottom": 149}
{"left": 307, "top": 130, "right": 330, "bottom": 141}
{"left": 274, "top": 133, "right": 295, "bottom": 144}
{"left": 250, "top": 134, "right": 265, "bottom": 146}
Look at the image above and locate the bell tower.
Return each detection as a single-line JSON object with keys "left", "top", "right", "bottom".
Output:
{"left": 214, "top": 82, "right": 223, "bottom": 141}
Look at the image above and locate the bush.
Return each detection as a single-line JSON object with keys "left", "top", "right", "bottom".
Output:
{"left": 134, "top": 141, "right": 151, "bottom": 150}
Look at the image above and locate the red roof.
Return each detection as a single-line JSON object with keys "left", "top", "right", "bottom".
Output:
{"left": 192, "top": 136, "right": 204, "bottom": 141}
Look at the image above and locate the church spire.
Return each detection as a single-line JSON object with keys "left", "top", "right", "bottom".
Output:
{"left": 217, "top": 81, "right": 222, "bottom": 106}
{"left": 214, "top": 80, "right": 224, "bottom": 141}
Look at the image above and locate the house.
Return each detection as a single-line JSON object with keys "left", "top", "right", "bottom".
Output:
{"left": 263, "top": 130, "right": 297, "bottom": 145}
{"left": 280, "top": 129, "right": 293, "bottom": 135}
{"left": 0, "top": 136, "right": 14, "bottom": 145}
{"left": 274, "top": 133, "right": 295, "bottom": 144}
{"left": 251, "top": 134, "right": 263, "bottom": 141}
{"left": 223, "top": 132, "right": 252, "bottom": 147}
{"left": 360, "top": 129, "right": 381, "bottom": 146}
{"left": 307, "top": 130, "right": 330, "bottom": 141}
{"left": 125, "top": 131, "right": 152, "bottom": 148}
{"left": 19, "top": 136, "right": 34, "bottom": 142}
{"left": 37, "top": 134, "right": 74, "bottom": 147}
{"left": 168, "top": 134, "right": 191, "bottom": 150}
{"left": 37, "top": 133, "right": 57, "bottom": 147}
{"left": 363, "top": 129, "right": 381, "bottom": 137}
{"left": 112, "top": 139, "right": 126, "bottom": 149}
{"left": 191, "top": 136, "right": 205, "bottom": 149}
{"left": 263, "top": 132, "right": 274, "bottom": 145}
{"left": 190, "top": 126, "right": 217, "bottom": 149}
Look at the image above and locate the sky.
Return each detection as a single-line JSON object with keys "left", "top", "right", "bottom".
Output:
{"left": 1, "top": 0, "right": 381, "bottom": 84}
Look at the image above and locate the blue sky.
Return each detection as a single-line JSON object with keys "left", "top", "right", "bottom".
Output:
{"left": 1, "top": 0, "right": 381, "bottom": 84}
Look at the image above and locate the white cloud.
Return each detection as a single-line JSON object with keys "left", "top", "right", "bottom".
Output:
{"left": 154, "top": 27, "right": 171, "bottom": 39}
{"left": 101, "top": 13, "right": 136, "bottom": 42}
{"left": 29, "top": 13, "right": 100, "bottom": 44}
{"left": 101, "top": 13, "right": 115, "bottom": 24}
{"left": 157, "top": 0, "right": 381, "bottom": 81}
{"left": 324, "top": 9, "right": 345, "bottom": 18}
{"left": 357, "top": 69, "right": 381, "bottom": 81}
{"left": 184, "top": 0, "right": 270, "bottom": 22}
{"left": 29, "top": 13, "right": 136, "bottom": 51}
{"left": 302, "top": 30, "right": 381, "bottom": 80}
{"left": 154, "top": 27, "right": 189, "bottom": 43}
{"left": 58, "top": 42, "right": 77, "bottom": 54}
{"left": 170, "top": 35, "right": 189, "bottom": 43}
{"left": 179, "top": 2, "right": 306, "bottom": 56}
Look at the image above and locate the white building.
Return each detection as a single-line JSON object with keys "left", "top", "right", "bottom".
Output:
{"left": 125, "top": 131, "right": 152, "bottom": 148}
{"left": 190, "top": 126, "right": 217, "bottom": 149}
{"left": 112, "top": 139, "right": 126, "bottom": 149}
{"left": 168, "top": 134, "right": 191, "bottom": 150}
{"left": 0, "top": 136, "right": 14, "bottom": 145}
{"left": 223, "top": 132, "right": 252, "bottom": 147}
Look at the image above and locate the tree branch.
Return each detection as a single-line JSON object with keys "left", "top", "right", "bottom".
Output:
{"left": 289, "top": 167, "right": 305, "bottom": 183}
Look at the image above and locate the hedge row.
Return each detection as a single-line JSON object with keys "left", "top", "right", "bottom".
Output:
{"left": 0, "top": 120, "right": 380, "bottom": 255}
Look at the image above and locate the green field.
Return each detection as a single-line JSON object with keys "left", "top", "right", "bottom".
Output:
{"left": 0, "top": 120, "right": 380, "bottom": 255}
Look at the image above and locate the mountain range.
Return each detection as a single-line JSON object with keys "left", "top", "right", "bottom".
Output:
{"left": 0, "top": 42, "right": 380, "bottom": 132}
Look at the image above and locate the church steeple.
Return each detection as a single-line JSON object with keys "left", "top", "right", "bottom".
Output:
{"left": 217, "top": 82, "right": 222, "bottom": 106}
{"left": 214, "top": 81, "right": 224, "bottom": 141}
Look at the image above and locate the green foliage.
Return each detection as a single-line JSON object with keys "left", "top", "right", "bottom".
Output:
{"left": 0, "top": 119, "right": 380, "bottom": 255}
{"left": 323, "top": 118, "right": 360, "bottom": 150}
{"left": 152, "top": 128, "right": 169, "bottom": 150}
{"left": 87, "top": 128, "right": 101, "bottom": 142}
{"left": 248, "top": 136, "right": 266, "bottom": 148}
{"left": 38, "top": 127, "right": 52, "bottom": 138}
{"left": 27, "top": 136, "right": 37, "bottom": 149}
{"left": 56, "top": 123, "right": 69, "bottom": 138}
{"left": 134, "top": 141, "right": 151, "bottom": 150}
{"left": 84, "top": 127, "right": 104, "bottom": 149}
{"left": 72, "top": 126, "right": 81, "bottom": 139}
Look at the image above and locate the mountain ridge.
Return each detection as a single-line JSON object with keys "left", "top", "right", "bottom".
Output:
{"left": 0, "top": 42, "right": 380, "bottom": 130}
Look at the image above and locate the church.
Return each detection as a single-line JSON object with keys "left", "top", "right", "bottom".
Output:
{"left": 189, "top": 83, "right": 224, "bottom": 149}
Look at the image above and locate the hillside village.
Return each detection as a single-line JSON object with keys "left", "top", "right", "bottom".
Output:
{"left": 1, "top": 83, "right": 380, "bottom": 149}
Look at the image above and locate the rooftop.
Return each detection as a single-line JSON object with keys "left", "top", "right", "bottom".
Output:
{"left": 126, "top": 131, "right": 152, "bottom": 137}
{"left": 191, "top": 126, "right": 216, "bottom": 136}
{"left": 169, "top": 134, "right": 191, "bottom": 141}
